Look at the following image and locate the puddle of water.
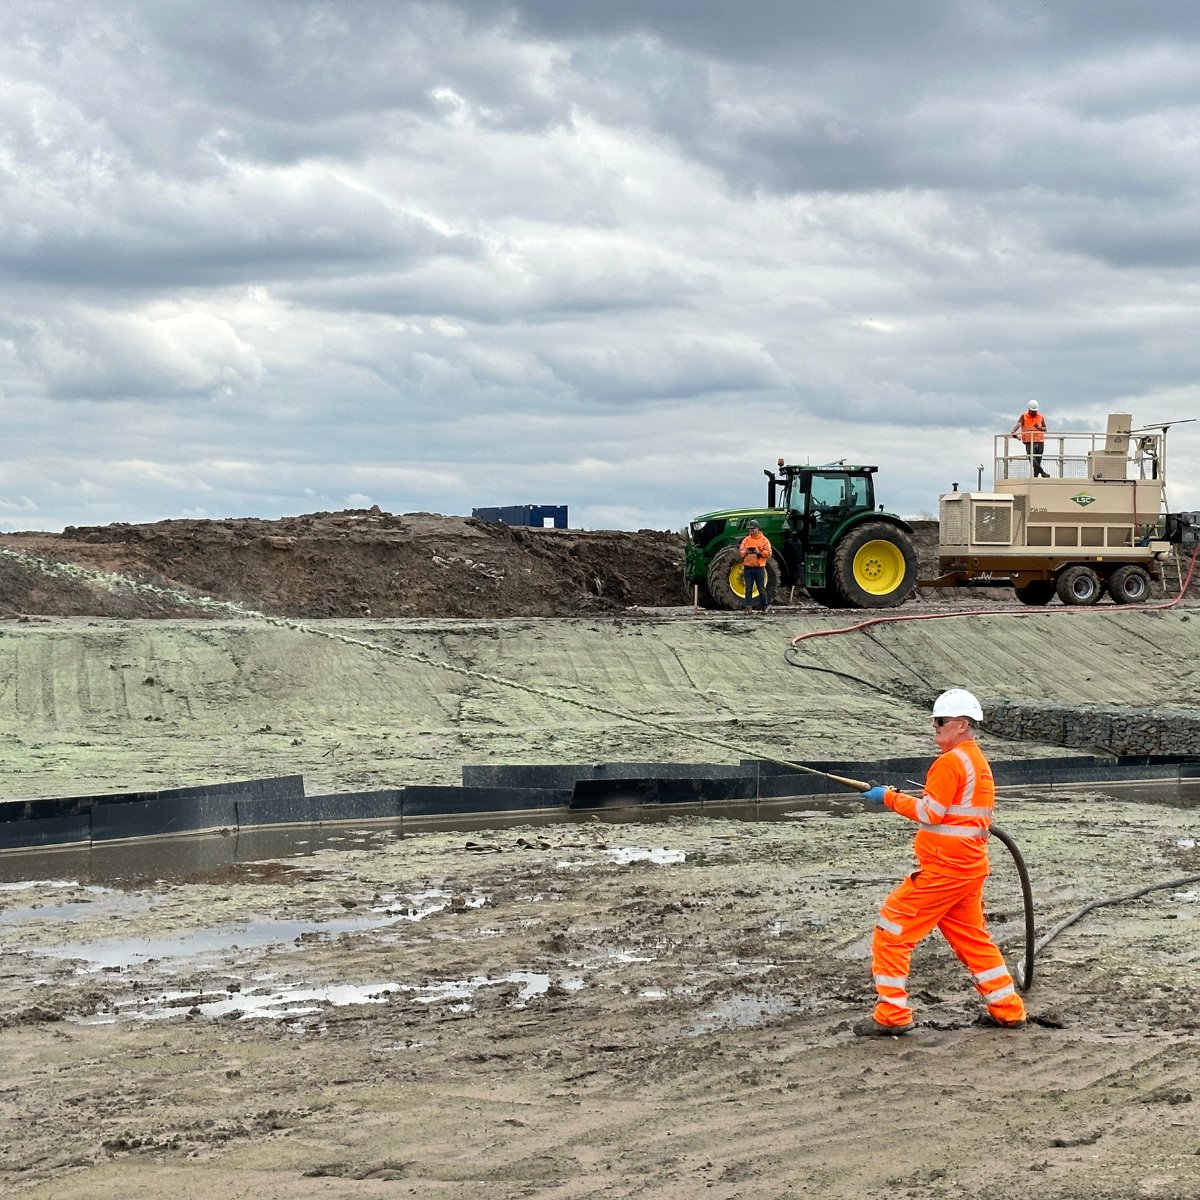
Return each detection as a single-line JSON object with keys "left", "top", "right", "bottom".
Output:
{"left": 40, "top": 913, "right": 402, "bottom": 971}
{"left": 0, "top": 825, "right": 403, "bottom": 889}
{"left": 0, "top": 886, "right": 145, "bottom": 927}
{"left": 22, "top": 887, "right": 489, "bottom": 970}
{"left": 685, "top": 992, "right": 797, "bottom": 1036}
{"left": 82, "top": 981, "right": 402, "bottom": 1024}
{"left": 606, "top": 847, "right": 685, "bottom": 865}
{"left": 408, "top": 971, "right": 584, "bottom": 1008}
{"left": 557, "top": 846, "right": 685, "bottom": 870}
{"left": 75, "top": 970, "right": 586, "bottom": 1025}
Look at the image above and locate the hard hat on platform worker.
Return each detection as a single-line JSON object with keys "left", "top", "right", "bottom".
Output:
{"left": 747, "top": 519, "right": 761, "bottom": 529}
{"left": 1027, "top": 400, "right": 1039, "bottom": 412}
{"left": 932, "top": 688, "right": 984, "bottom": 723}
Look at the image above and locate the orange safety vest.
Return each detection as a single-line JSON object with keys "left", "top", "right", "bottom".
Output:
{"left": 1015, "top": 411, "right": 1046, "bottom": 444}
{"left": 739, "top": 532, "right": 773, "bottom": 568}
{"left": 885, "top": 740, "right": 994, "bottom": 876}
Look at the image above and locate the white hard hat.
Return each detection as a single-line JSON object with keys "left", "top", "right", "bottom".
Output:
{"left": 932, "top": 688, "right": 984, "bottom": 722}
{"left": 1027, "top": 400, "right": 1039, "bottom": 412}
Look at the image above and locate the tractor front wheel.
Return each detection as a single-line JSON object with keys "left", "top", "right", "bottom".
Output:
{"left": 831, "top": 522, "right": 918, "bottom": 608}
{"left": 706, "top": 546, "right": 781, "bottom": 610}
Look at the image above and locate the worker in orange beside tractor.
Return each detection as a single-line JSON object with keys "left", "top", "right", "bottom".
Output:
{"left": 856, "top": 688, "right": 1028, "bottom": 1037}
{"left": 737, "top": 519, "right": 773, "bottom": 612}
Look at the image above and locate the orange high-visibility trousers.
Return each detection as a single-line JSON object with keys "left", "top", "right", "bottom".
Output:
{"left": 871, "top": 867, "right": 1026, "bottom": 1028}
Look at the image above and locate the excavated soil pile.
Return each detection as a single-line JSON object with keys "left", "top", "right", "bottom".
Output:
{"left": 0, "top": 510, "right": 690, "bottom": 619}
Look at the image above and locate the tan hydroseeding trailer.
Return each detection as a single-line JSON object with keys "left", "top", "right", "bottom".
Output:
{"left": 923, "top": 413, "right": 1198, "bottom": 605}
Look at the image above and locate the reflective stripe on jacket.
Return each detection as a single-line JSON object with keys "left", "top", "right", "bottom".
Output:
{"left": 739, "top": 532, "right": 773, "bottom": 568}
{"left": 884, "top": 741, "right": 994, "bottom": 876}
{"left": 1013, "top": 411, "right": 1046, "bottom": 444}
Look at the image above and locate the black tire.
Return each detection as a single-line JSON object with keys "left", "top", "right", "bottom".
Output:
{"left": 1013, "top": 580, "right": 1055, "bottom": 606}
{"left": 706, "top": 545, "right": 781, "bottom": 610}
{"left": 1106, "top": 564, "right": 1152, "bottom": 605}
{"left": 830, "top": 522, "right": 918, "bottom": 608}
{"left": 1055, "top": 564, "right": 1102, "bottom": 606}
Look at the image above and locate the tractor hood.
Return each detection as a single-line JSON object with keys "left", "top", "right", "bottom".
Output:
{"left": 689, "top": 506, "right": 787, "bottom": 526}
{"left": 687, "top": 506, "right": 790, "bottom": 551}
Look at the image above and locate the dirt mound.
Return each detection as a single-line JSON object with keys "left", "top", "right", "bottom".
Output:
{"left": 0, "top": 509, "right": 688, "bottom": 619}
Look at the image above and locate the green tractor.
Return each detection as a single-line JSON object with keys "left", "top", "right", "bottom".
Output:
{"left": 684, "top": 460, "right": 919, "bottom": 609}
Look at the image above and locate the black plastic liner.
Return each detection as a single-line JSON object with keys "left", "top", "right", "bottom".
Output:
{"left": 1, "top": 754, "right": 1197, "bottom": 850}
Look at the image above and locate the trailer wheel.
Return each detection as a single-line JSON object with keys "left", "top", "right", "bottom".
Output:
{"left": 1055, "top": 564, "right": 1102, "bottom": 606}
{"left": 1014, "top": 580, "right": 1055, "bottom": 606}
{"left": 705, "top": 546, "right": 781, "bottom": 610}
{"left": 831, "top": 522, "right": 918, "bottom": 608}
{"left": 1106, "top": 564, "right": 1151, "bottom": 605}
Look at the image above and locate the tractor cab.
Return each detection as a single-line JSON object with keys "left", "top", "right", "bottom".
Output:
{"left": 766, "top": 462, "right": 879, "bottom": 549}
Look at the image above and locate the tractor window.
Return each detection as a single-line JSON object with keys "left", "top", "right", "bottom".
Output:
{"left": 809, "top": 475, "right": 845, "bottom": 509}
{"left": 809, "top": 473, "right": 872, "bottom": 511}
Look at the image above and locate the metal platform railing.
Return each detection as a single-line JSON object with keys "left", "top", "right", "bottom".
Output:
{"left": 994, "top": 428, "right": 1164, "bottom": 483}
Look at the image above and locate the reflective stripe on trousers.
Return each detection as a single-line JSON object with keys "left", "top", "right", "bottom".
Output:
{"left": 870, "top": 868, "right": 1026, "bottom": 1028}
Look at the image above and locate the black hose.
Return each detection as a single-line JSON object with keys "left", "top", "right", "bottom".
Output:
{"left": 988, "top": 823, "right": 1036, "bottom": 992}
{"left": 1025, "top": 872, "right": 1200, "bottom": 969}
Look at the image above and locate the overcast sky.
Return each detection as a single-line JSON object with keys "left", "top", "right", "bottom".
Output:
{"left": 2, "top": 0, "right": 1199, "bottom": 533}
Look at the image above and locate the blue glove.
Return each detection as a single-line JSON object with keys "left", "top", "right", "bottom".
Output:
{"left": 861, "top": 785, "right": 888, "bottom": 806}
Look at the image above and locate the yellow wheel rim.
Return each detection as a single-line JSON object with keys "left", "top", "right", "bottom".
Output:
{"left": 852, "top": 540, "right": 906, "bottom": 595}
{"left": 730, "top": 562, "right": 746, "bottom": 599}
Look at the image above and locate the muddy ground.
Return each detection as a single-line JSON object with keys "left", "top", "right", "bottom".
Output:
{"left": 0, "top": 515, "right": 1198, "bottom": 1198}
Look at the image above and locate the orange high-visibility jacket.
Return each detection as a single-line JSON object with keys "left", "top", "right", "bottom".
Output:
{"left": 884, "top": 739, "right": 994, "bottom": 876}
{"left": 739, "top": 531, "right": 773, "bottom": 568}
{"left": 1013, "top": 411, "right": 1046, "bottom": 443}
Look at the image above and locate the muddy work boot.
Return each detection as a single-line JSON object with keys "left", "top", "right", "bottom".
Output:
{"left": 853, "top": 1017, "right": 914, "bottom": 1037}
{"left": 975, "top": 1013, "right": 1027, "bottom": 1030}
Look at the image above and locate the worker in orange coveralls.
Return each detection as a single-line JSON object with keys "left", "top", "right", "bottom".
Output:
{"left": 855, "top": 688, "right": 1027, "bottom": 1037}
{"left": 1010, "top": 399, "right": 1049, "bottom": 477}
{"left": 738, "top": 519, "right": 773, "bottom": 612}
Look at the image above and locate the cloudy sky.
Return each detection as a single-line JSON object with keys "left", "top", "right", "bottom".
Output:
{"left": 2, "top": 1, "right": 1199, "bottom": 533}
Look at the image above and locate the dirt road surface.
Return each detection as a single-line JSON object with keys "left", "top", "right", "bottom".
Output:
{"left": 0, "top": 514, "right": 1198, "bottom": 1198}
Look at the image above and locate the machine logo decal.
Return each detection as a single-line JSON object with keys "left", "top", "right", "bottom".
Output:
{"left": 1070, "top": 492, "right": 1097, "bottom": 507}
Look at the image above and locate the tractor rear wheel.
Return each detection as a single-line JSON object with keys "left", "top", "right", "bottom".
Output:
{"left": 1014, "top": 580, "right": 1055, "bottom": 606}
{"left": 830, "top": 522, "right": 918, "bottom": 608}
{"left": 706, "top": 546, "right": 781, "bottom": 610}
{"left": 1106, "top": 564, "right": 1152, "bottom": 604}
{"left": 1055, "top": 564, "right": 1102, "bottom": 606}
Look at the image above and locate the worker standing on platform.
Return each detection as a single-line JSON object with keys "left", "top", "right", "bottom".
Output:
{"left": 1011, "top": 401, "right": 1049, "bottom": 477}
{"left": 855, "top": 689, "right": 1028, "bottom": 1036}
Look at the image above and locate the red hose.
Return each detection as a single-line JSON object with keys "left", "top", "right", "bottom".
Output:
{"left": 788, "top": 544, "right": 1200, "bottom": 648}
